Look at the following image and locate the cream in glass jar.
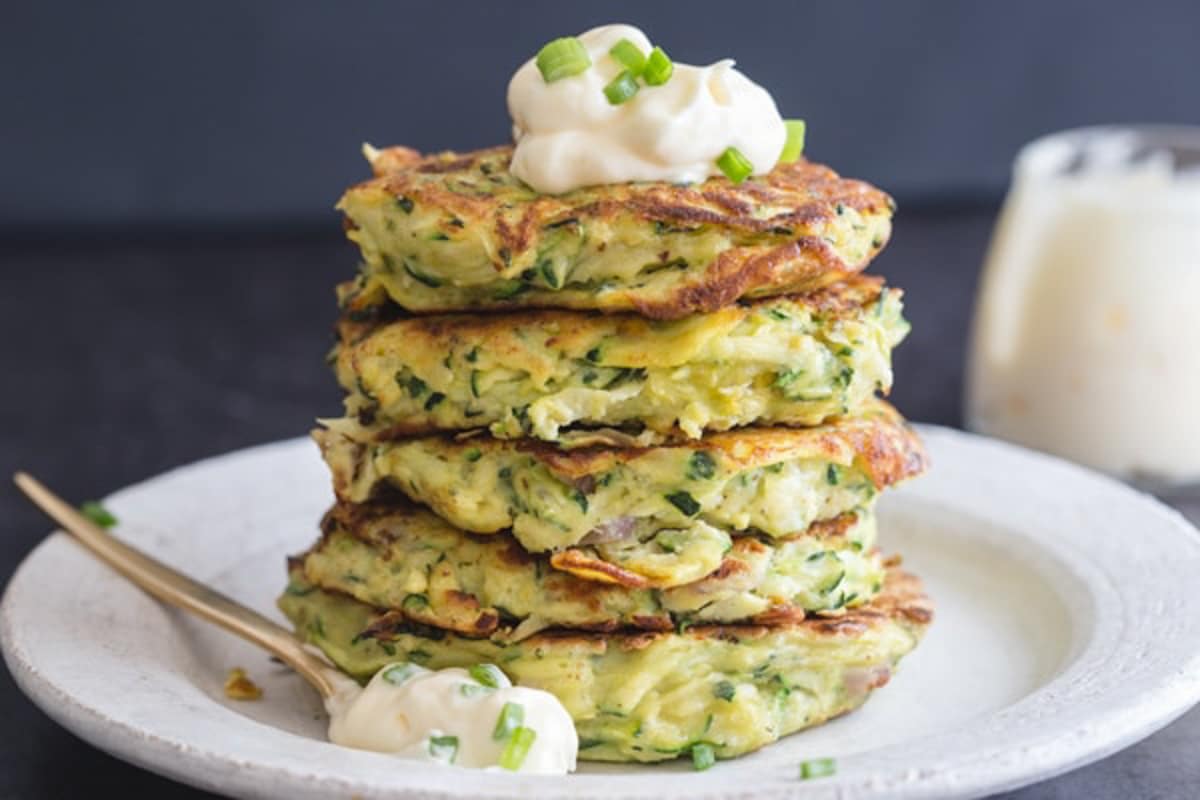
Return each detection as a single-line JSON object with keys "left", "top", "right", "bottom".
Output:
{"left": 967, "top": 126, "right": 1200, "bottom": 488}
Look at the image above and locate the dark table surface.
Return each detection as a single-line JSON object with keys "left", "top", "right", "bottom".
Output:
{"left": 2, "top": 207, "right": 1198, "bottom": 798}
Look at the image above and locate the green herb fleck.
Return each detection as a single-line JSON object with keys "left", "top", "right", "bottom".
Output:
{"left": 665, "top": 491, "right": 701, "bottom": 517}
{"left": 691, "top": 742, "right": 716, "bottom": 771}
{"left": 424, "top": 392, "right": 445, "bottom": 411}
{"left": 538, "top": 259, "right": 564, "bottom": 289}
{"left": 465, "top": 448, "right": 482, "bottom": 462}
{"left": 800, "top": 757, "right": 837, "bottom": 780}
{"left": 687, "top": 451, "right": 717, "bottom": 480}
{"left": 403, "top": 259, "right": 442, "bottom": 288}
{"left": 822, "top": 571, "right": 846, "bottom": 595}
{"left": 403, "top": 593, "right": 429, "bottom": 611}
{"left": 80, "top": 501, "right": 117, "bottom": 529}
{"left": 397, "top": 372, "right": 427, "bottom": 398}
{"left": 602, "top": 367, "right": 646, "bottom": 389}
{"left": 571, "top": 490, "right": 589, "bottom": 513}
{"left": 713, "top": 680, "right": 736, "bottom": 702}
{"left": 826, "top": 464, "right": 840, "bottom": 486}
{"left": 396, "top": 196, "right": 414, "bottom": 214}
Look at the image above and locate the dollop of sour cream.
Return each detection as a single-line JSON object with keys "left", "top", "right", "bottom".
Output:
{"left": 508, "top": 24, "right": 786, "bottom": 194}
{"left": 325, "top": 662, "right": 577, "bottom": 774}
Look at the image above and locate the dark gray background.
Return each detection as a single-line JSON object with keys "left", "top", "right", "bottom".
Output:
{"left": 3, "top": 0, "right": 1200, "bottom": 229}
{"left": 3, "top": 2, "right": 1200, "bottom": 798}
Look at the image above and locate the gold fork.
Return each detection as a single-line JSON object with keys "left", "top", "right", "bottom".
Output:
{"left": 13, "top": 471, "right": 341, "bottom": 699}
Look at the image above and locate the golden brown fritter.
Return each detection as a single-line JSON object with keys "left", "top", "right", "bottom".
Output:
{"left": 337, "top": 145, "right": 894, "bottom": 319}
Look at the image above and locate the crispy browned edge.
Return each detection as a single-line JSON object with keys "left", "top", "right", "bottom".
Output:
{"left": 526, "top": 399, "right": 927, "bottom": 488}
{"left": 293, "top": 503, "right": 880, "bottom": 638}
{"left": 340, "top": 145, "right": 894, "bottom": 320}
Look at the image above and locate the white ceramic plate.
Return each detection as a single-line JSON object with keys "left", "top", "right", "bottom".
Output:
{"left": 4, "top": 426, "right": 1200, "bottom": 799}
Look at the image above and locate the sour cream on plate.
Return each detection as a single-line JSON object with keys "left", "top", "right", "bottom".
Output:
{"left": 325, "top": 662, "right": 577, "bottom": 774}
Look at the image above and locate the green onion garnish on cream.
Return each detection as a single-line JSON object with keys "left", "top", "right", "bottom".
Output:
{"left": 609, "top": 38, "right": 646, "bottom": 74}
{"left": 716, "top": 147, "right": 754, "bottom": 184}
{"left": 536, "top": 37, "right": 591, "bottom": 82}
{"left": 778, "top": 119, "right": 807, "bottom": 163}
{"left": 493, "top": 702, "right": 526, "bottom": 740}
{"left": 499, "top": 726, "right": 538, "bottom": 770}
{"left": 604, "top": 70, "right": 640, "bottom": 105}
{"left": 643, "top": 46, "right": 674, "bottom": 85}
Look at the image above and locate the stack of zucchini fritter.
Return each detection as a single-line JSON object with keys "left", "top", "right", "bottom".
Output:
{"left": 279, "top": 145, "right": 932, "bottom": 764}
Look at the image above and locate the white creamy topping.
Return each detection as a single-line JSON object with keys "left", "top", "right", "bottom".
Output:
{"left": 325, "top": 663, "right": 577, "bottom": 774}
{"left": 508, "top": 24, "right": 786, "bottom": 194}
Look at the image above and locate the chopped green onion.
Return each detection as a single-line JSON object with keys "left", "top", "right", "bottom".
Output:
{"left": 79, "top": 501, "right": 117, "bottom": 529}
{"left": 464, "top": 448, "right": 482, "bottom": 462}
{"left": 686, "top": 451, "right": 717, "bottom": 480}
{"left": 398, "top": 373, "right": 426, "bottom": 398}
{"left": 469, "top": 663, "right": 512, "bottom": 689}
{"left": 604, "top": 70, "right": 640, "bottom": 105}
{"left": 713, "top": 680, "right": 736, "bottom": 702}
{"left": 665, "top": 491, "right": 701, "bottom": 517}
{"left": 799, "top": 757, "right": 837, "bottom": 779}
{"left": 499, "top": 726, "right": 537, "bottom": 771}
{"left": 381, "top": 662, "right": 423, "bottom": 686}
{"left": 643, "top": 46, "right": 673, "bottom": 85}
{"left": 778, "top": 119, "right": 807, "bottom": 164}
{"left": 536, "top": 37, "right": 591, "bottom": 83}
{"left": 609, "top": 38, "right": 646, "bottom": 74}
{"left": 826, "top": 464, "right": 840, "bottom": 486}
{"left": 428, "top": 734, "right": 459, "bottom": 763}
{"left": 691, "top": 742, "right": 716, "bottom": 771}
{"left": 493, "top": 701, "right": 525, "bottom": 740}
{"left": 716, "top": 147, "right": 754, "bottom": 184}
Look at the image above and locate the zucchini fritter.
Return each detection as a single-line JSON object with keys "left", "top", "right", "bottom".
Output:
{"left": 317, "top": 399, "right": 926, "bottom": 554}
{"left": 337, "top": 145, "right": 893, "bottom": 319}
{"left": 278, "top": 564, "right": 931, "bottom": 763}
{"left": 330, "top": 276, "right": 908, "bottom": 443}
{"left": 296, "top": 502, "right": 884, "bottom": 639}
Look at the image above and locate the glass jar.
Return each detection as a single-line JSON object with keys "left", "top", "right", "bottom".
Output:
{"left": 966, "top": 126, "right": 1200, "bottom": 493}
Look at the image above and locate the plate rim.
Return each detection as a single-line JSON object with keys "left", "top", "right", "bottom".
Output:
{"left": 5, "top": 426, "right": 1200, "bottom": 800}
